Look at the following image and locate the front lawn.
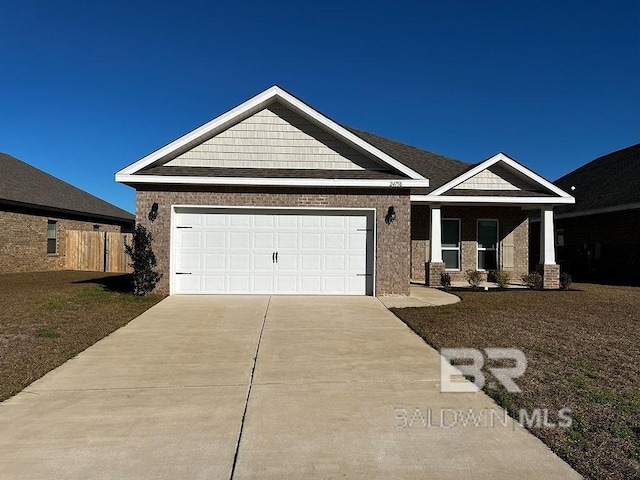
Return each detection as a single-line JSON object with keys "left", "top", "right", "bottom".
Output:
{"left": 392, "top": 284, "right": 640, "bottom": 480}
{"left": 0, "top": 271, "right": 164, "bottom": 402}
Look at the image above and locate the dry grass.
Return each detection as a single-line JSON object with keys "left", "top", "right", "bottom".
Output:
{"left": 392, "top": 284, "right": 640, "bottom": 480}
{"left": 0, "top": 271, "right": 164, "bottom": 402}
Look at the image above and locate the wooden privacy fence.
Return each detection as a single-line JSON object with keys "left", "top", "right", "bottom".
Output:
{"left": 65, "top": 230, "right": 133, "bottom": 273}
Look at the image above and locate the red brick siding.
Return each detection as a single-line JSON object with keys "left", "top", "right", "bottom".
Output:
{"left": 0, "top": 209, "right": 123, "bottom": 273}
{"left": 135, "top": 186, "right": 411, "bottom": 296}
{"left": 411, "top": 205, "right": 529, "bottom": 283}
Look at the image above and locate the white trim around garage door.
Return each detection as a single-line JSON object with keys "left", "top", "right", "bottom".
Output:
{"left": 169, "top": 205, "right": 377, "bottom": 295}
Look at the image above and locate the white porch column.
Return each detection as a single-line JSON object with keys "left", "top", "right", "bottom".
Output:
{"left": 540, "top": 206, "right": 556, "bottom": 265}
{"left": 430, "top": 205, "right": 443, "bottom": 263}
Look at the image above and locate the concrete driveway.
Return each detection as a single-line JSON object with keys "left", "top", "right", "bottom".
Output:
{"left": 0, "top": 296, "right": 581, "bottom": 479}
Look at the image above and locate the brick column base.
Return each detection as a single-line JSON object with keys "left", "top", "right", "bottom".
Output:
{"left": 425, "top": 262, "right": 446, "bottom": 287}
{"left": 536, "top": 264, "right": 560, "bottom": 289}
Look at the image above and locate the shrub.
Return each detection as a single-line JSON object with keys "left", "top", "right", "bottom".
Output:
{"left": 560, "top": 272, "right": 573, "bottom": 290}
{"left": 125, "top": 224, "right": 162, "bottom": 296}
{"left": 522, "top": 272, "right": 543, "bottom": 290}
{"left": 464, "top": 269, "right": 483, "bottom": 288}
{"left": 440, "top": 272, "right": 451, "bottom": 289}
{"left": 494, "top": 270, "right": 511, "bottom": 289}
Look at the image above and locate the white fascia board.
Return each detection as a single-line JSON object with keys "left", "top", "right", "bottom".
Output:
{"left": 116, "top": 86, "right": 428, "bottom": 181}
{"left": 410, "top": 194, "right": 575, "bottom": 205}
{"left": 116, "top": 173, "right": 429, "bottom": 188}
{"left": 429, "top": 153, "right": 574, "bottom": 199}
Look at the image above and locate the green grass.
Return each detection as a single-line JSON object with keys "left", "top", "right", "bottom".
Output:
{"left": 392, "top": 283, "right": 640, "bottom": 480}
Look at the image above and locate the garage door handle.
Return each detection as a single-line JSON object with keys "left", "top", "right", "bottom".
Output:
{"left": 272, "top": 252, "right": 275, "bottom": 263}
{"left": 176, "top": 272, "right": 192, "bottom": 275}
{"left": 275, "top": 252, "right": 278, "bottom": 263}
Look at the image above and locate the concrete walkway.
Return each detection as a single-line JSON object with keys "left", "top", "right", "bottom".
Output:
{"left": 379, "top": 285, "right": 461, "bottom": 308}
{"left": 0, "top": 296, "right": 581, "bottom": 479}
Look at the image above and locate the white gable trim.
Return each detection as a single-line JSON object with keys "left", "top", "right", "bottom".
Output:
{"left": 116, "top": 86, "right": 428, "bottom": 182}
{"left": 429, "top": 153, "right": 573, "bottom": 199}
{"left": 116, "top": 173, "right": 428, "bottom": 188}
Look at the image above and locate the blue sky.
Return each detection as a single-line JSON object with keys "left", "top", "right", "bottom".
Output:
{"left": 1, "top": 0, "right": 638, "bottom": 213}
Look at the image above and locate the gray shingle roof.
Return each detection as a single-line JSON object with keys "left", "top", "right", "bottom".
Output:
{"left": 0, "top": 152, "right": 134, "bottom": 223}
{"left": 344, "top": 127, "right": 471, "bottom": 192}
{"left": 554, "top": 143, "right": 640, "bottom": 214}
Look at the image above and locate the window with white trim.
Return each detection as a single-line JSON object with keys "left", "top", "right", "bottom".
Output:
{"left": 477, "top": 219, "right": 498, "bottom": 270}
{"left": 47, "top": 220, "right": 57, "bottom": 254}
{"left": 442, "top": 219, "right": 460, "bottom": 270}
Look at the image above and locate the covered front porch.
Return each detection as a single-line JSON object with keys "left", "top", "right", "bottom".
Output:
{"left": 410, "top": 203, "right": 561, "bottom": 289}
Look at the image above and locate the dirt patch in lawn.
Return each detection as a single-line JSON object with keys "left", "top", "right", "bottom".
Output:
{"left": 392, "top": 284, "right": 640, "bottom": 480}
{"left": 0, "top": 271, "right": 164, "bottom": 402}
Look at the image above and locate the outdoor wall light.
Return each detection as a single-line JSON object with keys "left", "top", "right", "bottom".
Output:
{"left": 148, "top": 202, "right": 159, "bottom": 222}
{"left": 385, "top": 206, "right": 396, "bottom": 225}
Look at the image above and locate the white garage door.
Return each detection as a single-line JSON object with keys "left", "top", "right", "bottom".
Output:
{"left": 172, "top": 209, "right": 374, "bottom": 295}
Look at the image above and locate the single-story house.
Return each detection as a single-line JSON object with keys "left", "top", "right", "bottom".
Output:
{"left": 540, "top": 143, "right": 639, "bottom": 285}
{"left": 0, "top": 153, "right": 135, "bottom": 273}
{"left": 116, "top": 86, "right": 574, "bottom": 295}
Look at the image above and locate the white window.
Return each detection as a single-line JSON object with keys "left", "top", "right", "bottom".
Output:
{"left": 47, "top": 220, "right": 57, "bottom": 254}
{"left": 442, "top": 219, "right": 460, "bottom": 270}
{"left": 477, "top": 219, "right": 498, "bottom": 270}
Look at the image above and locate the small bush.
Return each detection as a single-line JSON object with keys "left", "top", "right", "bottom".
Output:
{"left": 465, "top": 269, "right": 483, "bottom": 288}
{"left": 440, "top": 272, "right": 451, "bottom": 289}
{"left": 560, "top": 272, "right": 573, "bottom": 290}
{"left": 494, "top": 270, "right": 511, "bottom": 289}
{"left": 522, "top": 272, "right": 543, "bottom": 290}
{"left": 125, "top": 224, "right": 162, "bottom": 296}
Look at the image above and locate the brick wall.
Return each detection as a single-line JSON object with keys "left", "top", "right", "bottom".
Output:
{"left": 0, "top": 209, "right": 123, "bottom": 273}
{"left": 135, "top": 186, "right": 411, "bottom": 296}
{"left": 411, "top": 205, "right": 529, "bottom": 284}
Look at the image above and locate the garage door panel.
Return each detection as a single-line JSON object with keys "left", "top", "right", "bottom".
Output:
{"left": 230, "top": 215, "right": 251, "bottom": 227}
{"left": 204, "top": 254, "right": 225, "bottom": 270}
{"left": 173, "top": 210, "right": 373, "bottom": 295}
{"left": 177, "top": 274, "right": 202, "bottom": 293}
{"left": 205, "top": 231, "right": 225, "bottom": 248}
{"left": 254, "top": 215, "right": 275, "bottom": 227}
{"left": 277, "top": 216, "right": 298, "bottom": 228}
{"left": 252, "top": 275, "right": 274, "bottom": 292}
{"left": 325, "top": 234, "right": 345, "bottom": 250}
{"left": 229, "top": 276, "right": 250, "bottom": 292}
{"left": 230, "top": 232, "right": 250, "bottom": 249}
{"left": 301, "top": 233, "right": 321, "bottom": 249}
{"left": 276, "top": 275, "right": 297, "bottom": 293}
{"left": 204, "top": 275, "right": 225, "bottom": 292}
{"left": 179, "top": 231, "right": 202, "bottom": 248}
{"left": 277, "top": 232, "right": 298, "bottom": 249}
{"left": 254, "top": 232, "right": 275, "bottom": 249}
{"left": 301, "top": 255, "right": 321, "bottom": 271}
{"left": 323, "top": 276, "right": 346, "bottom": 293}
{"left": 229, "top": 253, "right": 250, "bottom": 270}
{"left": 177, "top": 253, "right": 202, "bottom": 270}
{"left": 324, "top": 255, "right": 345, "bottom": 271}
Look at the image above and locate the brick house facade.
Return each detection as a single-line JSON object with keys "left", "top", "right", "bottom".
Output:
{"left": 117, "top": 86, "right": 573, "bottom": 295}
{"left": 549, "top": 143, "right": 640, "bottom": 286}
{"left": 1, "top": 153, "right": 135, "bottom": 273}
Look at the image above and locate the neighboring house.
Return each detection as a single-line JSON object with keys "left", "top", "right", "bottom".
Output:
{"left": 547, "top": 144, "right": 640, "bottom": 285}
{"left": 0, "top": 153, "right": 135, "bottom": 273}
{"left": 116, "top": 86, "right": 573, "bottom": 295}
